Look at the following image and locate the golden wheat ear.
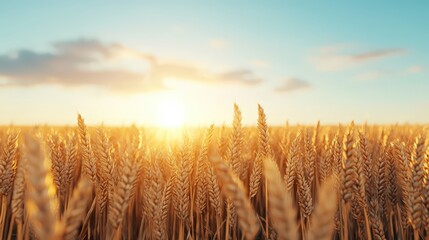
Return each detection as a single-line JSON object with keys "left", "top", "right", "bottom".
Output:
{"left": 11, "top": 151, "right": 25, "bottom": 224}
{"left": 410, "top": 134, "right": 426, "bottom": 232}
{"left": 0, "top": 131, "right": 19, "bottom": 196}
{"left": 307, "top": 176, "right": 337, "bottom": 240}
{"left": 230, "top": 104, "right": 244, "bottom": 179}
{"left": 58, "top": 178, "right": 93, "bottom": 240}
{"left": 108, "top": 153, "right": 138, "bottom": 234}
{"left": 249, "top": 105, "right": 270, "bottom": 196}
{"left": 24, "top": 134, "right": 57, "bottom": 240}
{"left": 195, "top": 124, "right": 214, "bottom": 214}
{"left": 263, "top": 158, "right": 297, "bottom": 240}
{"left": 210, "top": 155, "right": 260, "bottom": 240}
{"left": 77, "top": 114, "right": 97, "bottom": 183}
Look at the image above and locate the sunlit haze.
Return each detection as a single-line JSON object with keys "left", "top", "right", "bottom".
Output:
{"left": 0, "top": 2, "right": 428, "bottom": 126}
{"left": 157, "top": 99, "right": 185, "bottom": 128}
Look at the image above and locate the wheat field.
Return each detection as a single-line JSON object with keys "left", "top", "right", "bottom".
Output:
{"left": 0, "top": 104, "right": 427, "bottom": 240}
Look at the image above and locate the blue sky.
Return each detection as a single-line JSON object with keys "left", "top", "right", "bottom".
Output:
{"left": 0, "top": 1, "right": 428, "bottom": 126}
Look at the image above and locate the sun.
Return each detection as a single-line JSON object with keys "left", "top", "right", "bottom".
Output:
{"left": 157, "top": 100, "right": 185, "bottom": 128}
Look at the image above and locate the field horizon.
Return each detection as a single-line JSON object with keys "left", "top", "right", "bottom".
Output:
{"left": 0, "top": 106, "right": 428, "bottom": 239}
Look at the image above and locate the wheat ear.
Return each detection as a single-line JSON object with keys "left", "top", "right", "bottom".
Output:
{"left": 264, "top": 158, "right": 297, "bottom": 240}
{"left": 308, "top": 176, "right": 337, "bottom": 240}
{"left": 0, "top": 131, "right": 19, "bottom": 195}
{"left": 210, "top": 156, "right": 260, "bottom": 239}
{"left": 108, "top": 153, "right": 138, "bottom": 231}
{"left": 59, "top": 178, "right": 93, "bottom": 240}
{"left": 410, "top": 135, "right": 426, "bottom": 231}
{"left": 25, "top": 134, "right": 58, "bottom": 240}
{"left": 77, "top": 114, "right": 97, "bottom": 183}
{"left": 11, "top": 151, "right": 25, "bottom": 223}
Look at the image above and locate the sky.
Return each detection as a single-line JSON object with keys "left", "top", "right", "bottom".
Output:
{"left": 0, "top": 1, "right": 428, "bottom": 126}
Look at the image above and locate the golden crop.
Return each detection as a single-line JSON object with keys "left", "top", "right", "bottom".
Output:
{"left": 0, "top": 104, "right": 427, "bottom": 240}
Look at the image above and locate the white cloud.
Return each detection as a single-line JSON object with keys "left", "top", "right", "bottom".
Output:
{"left": 275, "top": 78, "right": 310, "bottom": 92}
{"left": 313, "top": 45, "right": 406, "bottom": 71}
{"left": 406, "top": 65, "right": 423, "bottom": 74}
{"left": 355, "top": 70, "right": 387, "bottom": 81}
{"left": 0, "top": 38, "right": 262, "bottom": 93}
{"left": 251, "top": 60, "right": 270, "bottom": 68}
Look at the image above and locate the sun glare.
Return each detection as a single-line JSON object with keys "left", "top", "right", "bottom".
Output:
{"left": 157, "top": 100, "right": 185, "bottom": 128}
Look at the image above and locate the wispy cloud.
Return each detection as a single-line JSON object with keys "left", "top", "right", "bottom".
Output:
{"left": 313, "top": 45, "right": 406, "bottom": 71}
{"left": 275, "top": 78, "right": 310, "bottom": 92}
{"left": 251, "top": 60, "right": 270, "bottom": 68}
{"left": 355, "top": 70, "right": 388, "bottom": 81}
{"left": 406, "top": 65, "right": 423, "bottom": 74}
{"left": 209, "top": 39, "right": 229, "bottom": 50}
{"left": 0, "top": 38, "right": 261, "bottom": 93}
{"left": 219, "top": 69, "right": 261, "bottom": 85}
{"left": 352, "top": 49, "right": 405, "bottom": 61}
{"left": 355, "top": 64, "right": 425, "bottom": 81}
